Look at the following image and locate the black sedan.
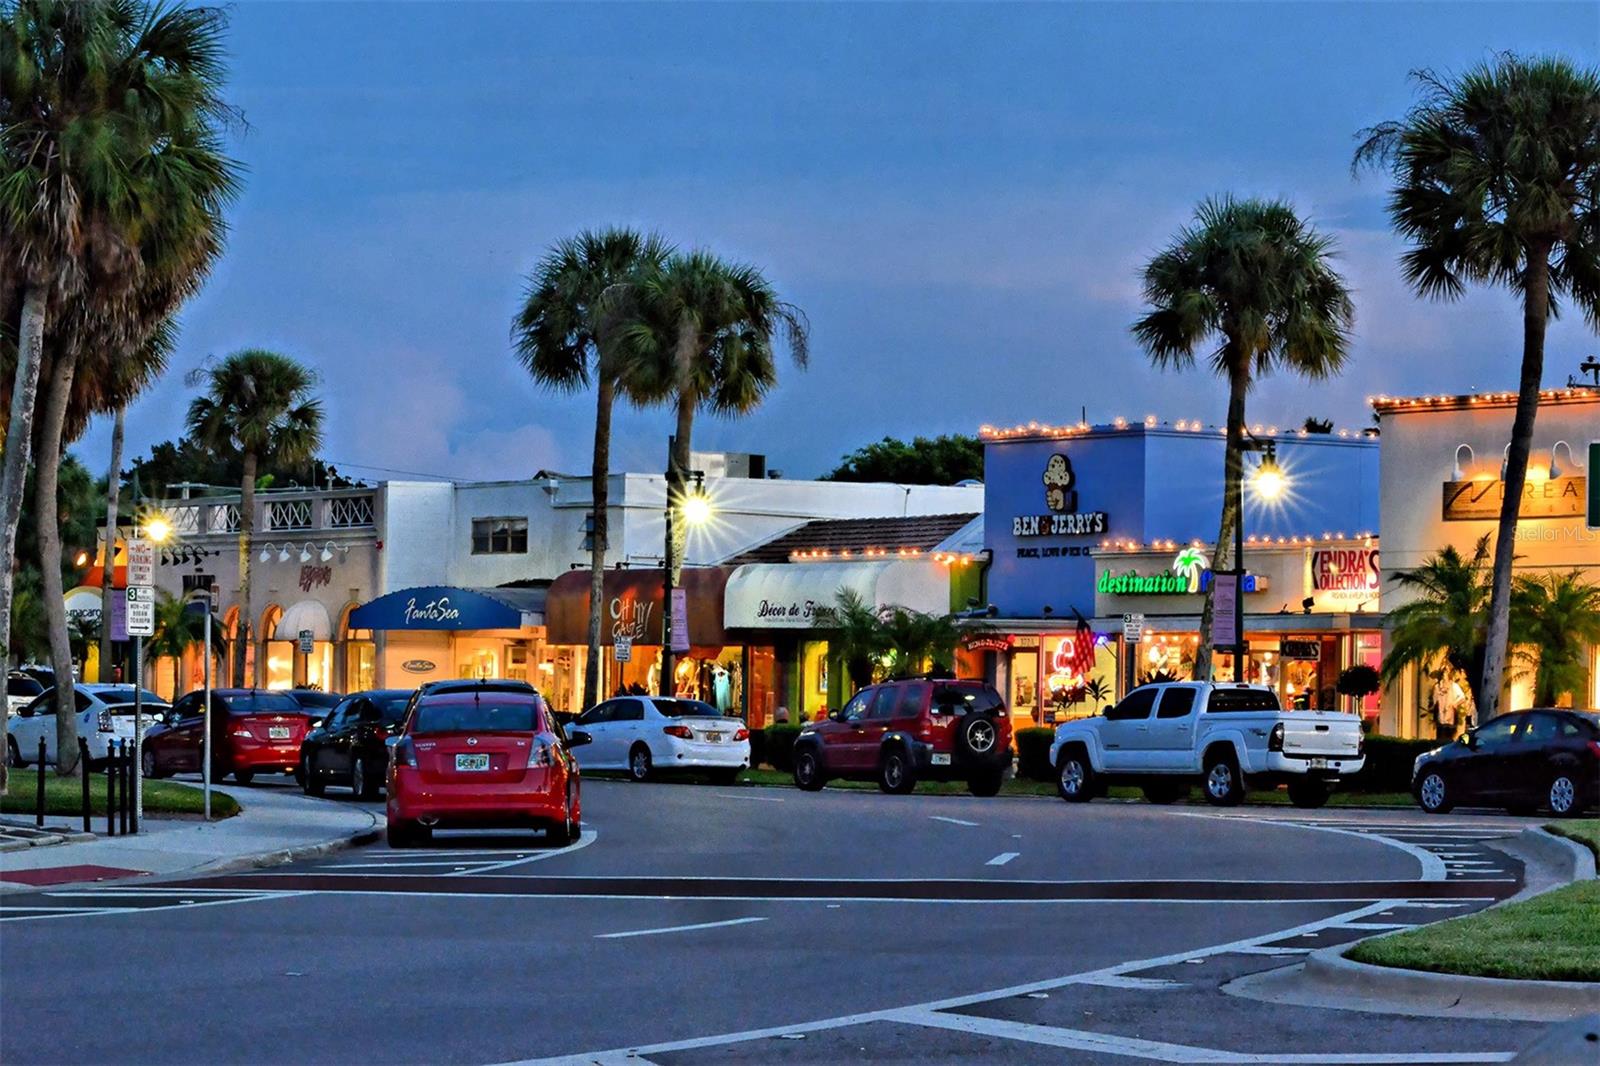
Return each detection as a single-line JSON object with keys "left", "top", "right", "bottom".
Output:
{"left": 298, "top": 689, "right": 413, "bottom": 799}
{"left": 285, "top": 688, "right": 345, "bottom": 727}
{"left": 1413, "top": 708, "right": 1599, "bottom": 816}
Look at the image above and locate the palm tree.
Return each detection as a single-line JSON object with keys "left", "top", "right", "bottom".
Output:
{"left": 98, "top": 407, "right": 126, "bottom": 685}
{"left": 1356, "top": 54, "right": 1600, "bottom": 722}
{"left": 143, "top": 591, "right": 208, "bottom": 695}
{"left": 512, "top": 229, "right": 671, "bottom": 710}
{"left": 185, "top": 351, "right": 324, "bottom": 686}
{"left": 1510, "top": 571, "right": 1600, "bottom": 706}
{"left": 1380, "top": 536, "right": 1492, "bottom": 710}
{"left": 621, "top": 251, "right": 809, "bottom": 689}
{"left": 1132, "top": 197, "right": 1354, "bottom": 680}
{"left": 833, "top": 589, "right": 888, "bottom": 690}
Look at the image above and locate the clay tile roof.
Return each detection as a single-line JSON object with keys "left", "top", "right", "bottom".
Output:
{"left": 727, "top": 513, "right": 980, "bottom": 565}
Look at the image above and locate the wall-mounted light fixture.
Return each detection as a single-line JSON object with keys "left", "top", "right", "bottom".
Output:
{"left": 1452, "top": 443, "right": 1475, "bottom": 480}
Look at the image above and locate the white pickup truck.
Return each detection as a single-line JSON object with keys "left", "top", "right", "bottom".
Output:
{"left": 1048, "top": 682, "right": 1365, "bottom": 808}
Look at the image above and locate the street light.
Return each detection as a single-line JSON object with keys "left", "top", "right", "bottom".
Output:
{"left": 1226, "top": 434, "right": 1290, "bottom": 682}
{"left": 145, "top": 515, "right": 173, "bottom": 544}
{"left": 1252, "top": 444, "right": 1285, "bottom": 501}
{"left": 660, "top": 433, "right": 709, "bottom": 697}
{"left": 681, "top": 488, "right": 713, "bottom": 527}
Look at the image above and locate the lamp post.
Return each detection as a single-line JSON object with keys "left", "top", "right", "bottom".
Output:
{"left": 131, "top": 514, "right": 173, "bottom": 828}
{"left": 1229, "top": 435, "right": 1285, "bottom": 682}
{"left": 660, "top": 438, "right": 710, "bottom": 697}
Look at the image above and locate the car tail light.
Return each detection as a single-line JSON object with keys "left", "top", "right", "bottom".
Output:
{"left": 393, "top": 737, "right": 417, "bottom": 768}
{"left": 528, "top": 742, "right": 555, "bottom": 768}
{"left": 96, "top": 710, "right": 112, "bottom": 733}
{"left": 663, "top": 725, "right": 693, "bottom": 740}
{"left": 1356, "top": 733, "right": 1365, "bottom": 757}
{"left": 232, "top": 727, "right": 254, "bottom": 739}
{"left": 1268, "top": 723, "right": 1285, "bottom": 752}
{"left": 733, "top": 728, "right": 749, "bottom": 742}
{"left": 1588, "top": 740, "right": 1600, "bottom": 760}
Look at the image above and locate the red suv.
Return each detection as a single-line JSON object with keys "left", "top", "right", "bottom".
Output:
{"left": 791, "top": 679, "right": 1012, "bottom": 796}
{"left": 386, "top": 682, "right": 587, "bottom": 847}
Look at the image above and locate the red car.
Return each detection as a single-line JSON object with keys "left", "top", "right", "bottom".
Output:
{"left": 143, "top": 689, "right": 312, "bottom": 785}
{"left": 386, "top": 682, "right": 587, "bottom": 847}
{"left": 792, "top": 678, "right": 1014, "bottom": 796}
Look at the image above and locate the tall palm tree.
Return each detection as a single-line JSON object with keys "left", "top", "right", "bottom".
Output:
{"left": 1132, "top": 197, "right": 1354, "bottom": 680}
{"left": 142, "top": 590, "right": 211, "bottom": 696}
{"left": 1510, "top": 570, "right": 1600, "bottom": 707}
{"left": 512, "top": 228, "right": 671, "bottom": 710}
{"left": 1380, "top": 536, "right": 1492, "bottom": 704}
{"left": 1356, "top": 54, "right": 1600, "bottom": 721}
{"left": 98, "top": 407, "right": 126, "bottom": 684}
{"left": 185, "top": 351, "right": 324, "bottom": 686}
{"left": 620, "top": 251, "right": 809, "bottom": 689}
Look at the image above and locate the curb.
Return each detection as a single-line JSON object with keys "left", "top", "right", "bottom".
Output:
{"left": 1515, "top": 826, "right": 1597, "bottom": 883}
{"left": 193, "top": 818, "right": 383, "bottom": 878}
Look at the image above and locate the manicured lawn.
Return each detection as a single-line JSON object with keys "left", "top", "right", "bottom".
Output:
{"left": 1545, "top": 819, "right": 1600, "bottom": 861}
{"left": 1, "top": 768, "right": 239, "bottom": 819}
{"left": 1347, "top": 881, "right": 1600, "bottom": 983}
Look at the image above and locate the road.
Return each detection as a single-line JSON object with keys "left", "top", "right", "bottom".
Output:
{"left": 0, "top": 778, "right": 1554, "bottom": 1064}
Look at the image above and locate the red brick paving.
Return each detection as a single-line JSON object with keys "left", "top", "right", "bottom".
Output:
{"left": 0, "top": 864, "right": 146, "bottom": 887}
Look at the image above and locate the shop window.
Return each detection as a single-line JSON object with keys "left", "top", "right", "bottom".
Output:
{"left": 304, "top": 643, "right": 334, "bottom": 691}
{"left": 506, "top": 644, "right": 529, "bottom": 682}
{"left": 347, "top": 642, "right": 375, "bottom": 691}
{"left": 471, "top": 517, "right": 528, "bottom": 554}
{"left": 1009, "top": 650, "right": 1039, "bottom": 724}
{"left": 263, "top": 642, "right": 293, "bottom": 690}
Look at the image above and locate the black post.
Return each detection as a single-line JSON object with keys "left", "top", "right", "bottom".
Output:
{"left": 35, "top": 738, "right": 46, "bottom": 827}
{"left": 661, "top": 434, "right": 676, "bottom": 697}
{"left": 79, "top": 739, "right": 91, "bottom": 833}
{"left": 105, "top": 748, "right": 117, "bottom": 836}
{"left": 127, "top": 740, "right": 138, "bottom": 835}
{"left": 119, "top": 741, "right": 131, "bottom": 835}
{"left": 1234, "top": 469, "right": 1245, "bottom": 682}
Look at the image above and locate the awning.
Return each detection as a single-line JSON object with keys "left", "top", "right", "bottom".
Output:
{"left": 275, "top": 600, "right": 334, "bottom": 641}
{"left": 545, "top": 568, "right": 730, "bottom": 646}
{"left": 724, "top": 560, "right": 949, "bottom": 630}
{"left": 64, "top": 585, "right": 104, "bottom": 622}
{"left": 347, "top": 586, "right": 546, "bottom": 632}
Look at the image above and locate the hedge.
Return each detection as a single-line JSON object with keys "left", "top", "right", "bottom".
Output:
{"left": 761, "top": 725, "right": 804, "bottom": 772}
{"left": 1015, "top": 727, "right": 1057, "bottom": 782}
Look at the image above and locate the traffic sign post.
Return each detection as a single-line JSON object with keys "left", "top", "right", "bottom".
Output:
{"left": 125, "top": 586, "right": 156, "bottom": 637}
{"left": 125, "top": 537, "right": 155, "bottom": 833}
{"left": 1122, "top": 613, "right": 1145, "bottom": 642}
{"left": 297, "top": 629, "right": 315, "bottom": 655}
{"left": 1121, "top": 613, "right": 1144, "bottom": 699}
{"left": 126, "top": 538, "right": 155, "bottom": 587}
{"left": 613, "top": 636, "right": 633, "bottom": 663}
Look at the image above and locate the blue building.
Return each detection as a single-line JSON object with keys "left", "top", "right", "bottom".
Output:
{"left": 979, "top": 417, "right": 1382, "bottom": 724}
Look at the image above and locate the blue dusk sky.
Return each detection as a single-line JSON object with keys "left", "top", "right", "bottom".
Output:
{"left": 85, "top": 1, "right": 1599, "bottom": 484}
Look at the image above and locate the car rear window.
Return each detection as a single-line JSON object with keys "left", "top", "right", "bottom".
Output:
{"left": 374, "top": 696, "right": 411, "bottom": 724}
{"left": 1205, "top": 688, "right": 1282, "bottom": 713}
{"left": 413, "top": 698, "right": 542, "bottom": 734}
{"left": 291, "top": 691, "right": 343, "bottom": 709}
{"left": 91, "top": 687, "right": 162, "bottom": 706}
{"left": 651, "top": 699, "right": 723, "bottom": 718}
{"left": 223, "top": 692, "right": 304, "bottom": 715}
{"left": 8, "top": 675, "right": 44, "bottom": 697}
{"left": 932, "top": 684, "right": 1005, "bottom": 715}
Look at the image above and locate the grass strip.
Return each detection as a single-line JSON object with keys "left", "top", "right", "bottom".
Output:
{"left": 2, "top": 768, "right": 240, "bottom": 819}
{"left": 1544, "top": 819, "right": 1600, "bottom": 862}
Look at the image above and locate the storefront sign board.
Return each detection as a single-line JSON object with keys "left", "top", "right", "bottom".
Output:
{"left": 1441, "top": 475, "right": 1587, "bottom": 521}
{"left": 669, "top": 588, "right": 690, "bottom": 653}
{"left": 1306, "top": 547, "right": 1380, "bottom": 605}
{"left": 110, "top": 592, "right": 127, "bottom": 642}
{"left": 1281, "top": 638, "right": 1320, "bottom": 662}
{"left": 1210, "top": 574, "right": 1238, "bottom": 648}
{"left": 126, "top": 538, "right": 155, "bottom": 587}
{"left": 125, "top": 585, "right": 155, "bottom": 637}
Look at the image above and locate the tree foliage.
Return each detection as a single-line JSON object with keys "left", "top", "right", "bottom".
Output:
{"left": 123, "top": 435, "right": 359, "bottom": 499}
{"left": 1510, "top": 570, "right": 1600, "bottom": 707}
{"left": 823, "top": 434, "right": 983, "bottom": 485}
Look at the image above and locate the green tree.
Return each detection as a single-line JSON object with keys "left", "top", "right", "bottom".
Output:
{"left": 824, "top": 434, "right": 984, "bottom": 484}
{"left": 512, "top": 228, "right": 671, "bottom": 710}
{"left": 185, "top": 351, "right": 324, "bottom": 686}
{"left": 1510, "top": 570, "right": 1600, "bottom": 706}
{"left": 831, "top": 589, "right": 970, "bottom": 686}
{"left": 1379, "top": 536, "right": 1491, "bottom": 707}
{"left": 1356, "top": 54, "right": 1600, "bottom": 721}
{"left": 1132, "top": 197, "right": 1354, "bottom": 681}
{"left": 141, "top": 590, "right": 213, "bottom": 693}
{"left": 620, "top": 251, "right": 809, "bottom": 690}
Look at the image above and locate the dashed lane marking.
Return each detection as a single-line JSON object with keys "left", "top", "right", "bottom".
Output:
{"left": 929, "top": 815, "right": 979, "bottom": 827}
{"left": 594, "top": 916, "right": 767, "bottom": 940}
{"left": 986, "top": 852, "right": 1020, "bottom": 866}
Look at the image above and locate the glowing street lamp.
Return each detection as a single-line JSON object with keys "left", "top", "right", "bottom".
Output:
{"left": 681, "top": 488, "right": 713, "bottom": 527}
{"left": 144, "top": 514, "right": 173, "bottom": 544}
{"left": 1251, "top": 443, "right": 1286, "bottom": 501}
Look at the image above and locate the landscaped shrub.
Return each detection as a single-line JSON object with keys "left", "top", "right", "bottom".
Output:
{"left": 747, "top": 727, "right": 767, "bottom": 771}
{"left": 763, "top": 725, "right": 804, "bottom": 772}
{"left": 1015, "top": 727, "right": 1057, "bottom": 782}
{"left": 1349, "top": 735, "right": 1444, "bottom": 793}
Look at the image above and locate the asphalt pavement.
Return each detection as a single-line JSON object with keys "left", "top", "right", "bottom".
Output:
{"left": 0, "top": 777, "right": 1565, "bottom": 1065}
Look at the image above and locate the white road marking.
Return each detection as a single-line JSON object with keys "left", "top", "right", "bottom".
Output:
{"left": 446, "top": 828, "right": 599, "bottom": 876}
{"left": 1076, "top": 975, "right": 1185, "bottom": 989}
{"left": 930, "top": 815, "right": 979, "bottom": 827}
{"left": 712, "top": 792, "right": 783, "bottom": 802}
{"left": 595, "top": 916, "right": 768, "bottom": 940}
{"left": 0, "top": 891, "right": 310, "bottom": 923}
{"left": 986, "top": 852, "right": 1020, "bottom": 866}
{"left": 328, "top": 860, "right": 498, "bottom": 869}
{"left": 1336, "top": 922, "right": 1414, "bottom": 930}
{"left": 1171, "top": 812, "right": 1448, "bottom": 881}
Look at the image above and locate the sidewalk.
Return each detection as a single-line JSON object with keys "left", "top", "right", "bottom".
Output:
{"left": 0, "top": 782, "right": 379, "bottom": 893}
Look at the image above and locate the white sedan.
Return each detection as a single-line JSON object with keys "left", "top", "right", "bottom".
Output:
{"left": 7, "top": 685, "right": 169, "bottom": 769}
{"left": 571, "top": 696, "right": 750, "bottom": 783}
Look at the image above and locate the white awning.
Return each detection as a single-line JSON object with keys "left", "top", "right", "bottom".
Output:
{"left": 276, "top": 600, "right": 333, "bottom": 641}
{"left": 724, "top": 561, "right": 949, "bottom": 630}
{"left": 64, "top": 586, "right": 103, "bottom": 621}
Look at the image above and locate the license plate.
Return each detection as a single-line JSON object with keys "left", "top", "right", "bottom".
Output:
{"left": 931, "top": 753, "right": 952, "bottom": 766}
{"left": 455, "top": 754, "right": 490, "bottom": 772}
{"left": 1309, "top": 757, "right": 1328, "bottom": 769}
{"left": 703, "top": 733, "right": 723, "bottom": 743}
{"left": 268, "top": 726, "right": 291, "bottom": 739}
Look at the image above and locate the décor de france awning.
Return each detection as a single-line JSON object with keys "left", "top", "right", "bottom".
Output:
{"left": 723, "top": 560, "right": 949, "bottom": 630}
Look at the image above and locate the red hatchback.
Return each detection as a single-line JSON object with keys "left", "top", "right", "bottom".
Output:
{"left": 386, "top": 685, "right": 586, "bottom": 847}
{"left": 143, "top": 689, "right": 311, "bottom": 785}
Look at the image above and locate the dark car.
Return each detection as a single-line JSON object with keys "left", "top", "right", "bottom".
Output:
{"left": 1412, "top": 708, "right": 1599, "bottom": 816}
{"left": 285, "top": 689, "right": 344, "bottom": 727}
{"left": 299, "top": 689, "right": 413, "bottom": 799}
{"left": 792, "top": 678, "right": 1013, "bottom": 796}
{"left": 143, "top": 689, "right": 312, "bottom": 785}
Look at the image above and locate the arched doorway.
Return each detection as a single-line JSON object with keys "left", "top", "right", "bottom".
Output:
{"left": 259, "top": 604, "right": 290, "bottom": 689}
{"left": 338, "top": 602, "right": 374, "bottom": 692}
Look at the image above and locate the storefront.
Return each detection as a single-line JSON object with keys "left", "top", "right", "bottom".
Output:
{"left": 544, "top": 568, "right": 741, "bottom": 714}
{"left": 346, "top": 584, "right": 548, "bottom": 695}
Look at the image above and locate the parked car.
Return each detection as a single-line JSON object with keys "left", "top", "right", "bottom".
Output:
{"left": 1412, "top": 708, "right": 1599, "bottom": 816}
{"left": 142, "top": 689, "right": 312, "bottom": 784}
{"left": 7, "top": 672, "right": 45, "bottom": 716}
{"left": 571, "top": 696, "right": 749, "bottom": 783}
{"left": 386, "top": 681, "right": 587, "bottom": 847}
{"left": 1050, "top": 682, "right": 1365, "bottom": 809}
{"left": 299, "top": 689, "right": 413, "bottom": 799}
{"left": 792, "top": 678, "right": 1013, "bottom": 796}
{"left": 6, "top": 685, "right": 167, "bottom": 768}
{"left": 285, "top": 688, "right": 344, "bottom": 727}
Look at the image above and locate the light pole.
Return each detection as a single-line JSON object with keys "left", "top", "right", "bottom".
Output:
{"left": 183, "top": 584, "right": 215, "bottom": 821}
{"left": 132, "top": 514, "right": 173, "bottom": 827}
{"left": 660, "top": 440, "right": 710, "bottom": 697}
{"left": 1230, "top": 435, "right": 1285, "bottom": 682}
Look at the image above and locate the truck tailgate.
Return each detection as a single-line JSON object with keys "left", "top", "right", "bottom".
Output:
{"left": 1280, "top": 713, "right": 1362, "bottom": 757}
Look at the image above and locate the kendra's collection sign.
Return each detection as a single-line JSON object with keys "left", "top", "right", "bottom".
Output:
{"left": 1012, "top": 454, "right": 1109, "bottom": 540}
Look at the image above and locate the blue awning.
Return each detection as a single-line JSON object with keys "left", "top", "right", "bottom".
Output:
{"left": 348, "top": 586, "right": 546, "bottom": 632}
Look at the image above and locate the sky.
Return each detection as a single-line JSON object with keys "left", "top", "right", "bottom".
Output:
{"left": 79, "top": 1, "right": 1600, "bottom": 486}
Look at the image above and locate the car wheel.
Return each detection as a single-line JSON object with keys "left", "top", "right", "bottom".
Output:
{"left": 793, "top": 749, "right": 826, "bottom": 792}
{"left": 301, "top": 754, "right": 324, "bottom": 797}
{"left": 547, "top": 783, "right": 578, "bottom": 847}
{"left": 233, "top": 770, "right": 255, "bottom": 786}
{"left": 968, "top": 769, "right": 1003, "bottom": 797}
{"left": 1141, "top": 782, "right": 1188, "bottom": 805}
{"left": 141, "top": 749, "right": 162, "bottom": 780}
{"left": 352, "top": 757, "right": 379, "bottom": 801}
{"left": 878, "top": 749, "right": 916, "bottom": 794}
{"left": 7, "top": 737, "right": 24, "bottom": 769}
{"left": 1415, "top": 768, "right": 1453, "bottom": 814}
{"left": 627, "top": 744, "right": 653, "bottom": 782}
{"left": 387, "top": 819, "right": 430, "bottom": 849}
{"left": 957, "top": 715, "right": 999, "bottom": 760}
{"left": 1287, "top": 778, "right": 1329, "bottom": 809}
{"left": 1057, "top": 750, "right": 1094, "bottom": 803}
{"left": 1547, "top": 773, "right": 1584, "bottom": 816}
{"left": 1202, "top": 753, "right": 1244, "bottom": 807}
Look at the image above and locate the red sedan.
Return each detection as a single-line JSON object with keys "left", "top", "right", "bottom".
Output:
{"left": 143, "top": 689, "right": 312, "bottom": 785}
{"left": 386, "top": 684, "right": 586, "bottom": 848}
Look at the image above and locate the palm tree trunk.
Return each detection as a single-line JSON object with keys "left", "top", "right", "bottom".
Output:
{"left": 235, "top": 451, "right": 257, "bottom": 686}
{"left": 0, "top": 285, "right": 48, "bottom": 795}
{"left": 99, "top": 407, "right": 125, "bottom": 684}
{"left": 1477, "top": 244, "right": 1551, "bottom": 722}
{"left": 661, "top": 315, "right": 698, "bottom": 696}
{"left": 584, "top": 378, "right": 616, "bottom": 710}
{"left": 37, "top": 348, "right": 83, "bottom": 777}
{"left": 1195, "top": 358, "right": 1249, "bottom": 683}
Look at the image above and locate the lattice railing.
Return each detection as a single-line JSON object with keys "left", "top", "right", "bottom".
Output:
{"left": 327, "top": 494, "right": 375, "bottom": 528}
{"left": 266, "top": 499, "right": 313, "bottom": 531}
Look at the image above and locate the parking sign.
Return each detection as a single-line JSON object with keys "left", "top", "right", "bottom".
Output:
{"left": 126, "top": 538, "right": 155, "bottom": 587}
{"left": 126, "top": 586, "right": 156, "bottom": 637}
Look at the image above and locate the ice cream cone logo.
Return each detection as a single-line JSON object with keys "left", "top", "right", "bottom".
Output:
{"left": 1171, "top": 547, "right": 1209, "bottom": 594}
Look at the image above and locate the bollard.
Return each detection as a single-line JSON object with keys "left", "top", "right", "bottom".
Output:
{"left": 79, "top": 739, "right": 92, "bottom": 834}
{"left": 105, "top": 747, "right": 117, "bottom": 836}
{"left": 36, "top": 737, "right": 47, "bottom": 827}
{"left": 118, "top": 741, "right": 131, "bottom": 836}
{"left": 127, "top": 741, "right": 138, "bottom": 836}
